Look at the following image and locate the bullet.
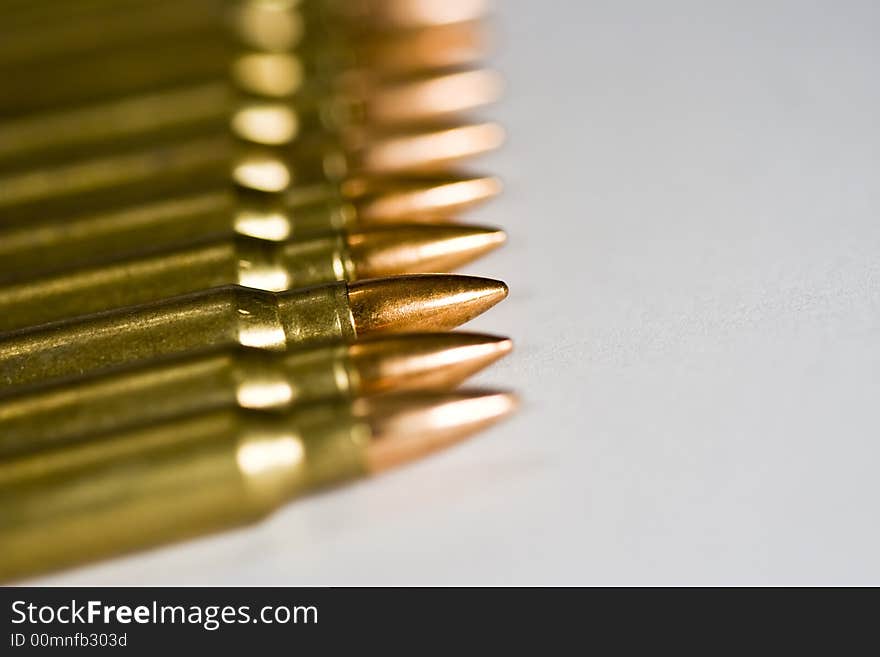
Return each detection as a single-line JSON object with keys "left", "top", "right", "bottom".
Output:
{"left": 0, "top": 333, "right": 513, "bottom": 458}
{"left": 246, "top": 121, "right": 505, "bottom": 200}
{"left": 348, "top": 19, "right": 490, "bottom": 76}
{"left": 0, "top": 58, "right": 498, "bottom": 166}
{"left": 236, "top": 13, "right": 490, "bottom": 76}
{"left": 327, "top": 0, "right": 490, "bottom": 28}
{"left": 354, "top": 121, "right": 506, "bottom": 175}
{"left": 0, "top": 0, "right": 300, "bottom": 115}
{"left": 346, "top": 172, "right": 502, "bottom": 222}
{"left": 0, "top": 8, "right": 489, "bottom": 119}
{"left": 0, "top": 122, "right": 504, "bottom": 221}
{"left": 0, "top": 0, "right": 485, "bottom": 67}
{"left": 0, "top": 274, "right": 509, "bottom": 390}
{"left": 0, "top": 174, "right": 502, "bottom": 280}
{"left": 0, "top": 390, "right": 518, "bottom": 581}
{"left": 352, "top": 68, "right": 503, "bottom": 126}
{"left": 0, "top": 0, "right": 487, "bottom": 37}
{"left": 237, "top": 120, "right": 506, "bottom": 188}
{"left": 235, "top": 19, "right": 492, "bottom": 90}
{"left": 299, "top": 67, "right": 503, "bottom": 136}
{"left": 0, "top": 223, "right": 506, "bottom": 332}
{"left": 0, "top": 132, "right": 232, "bottom": 221}
{"left": 0, "top": 83, "right": 231, "bottom": 168}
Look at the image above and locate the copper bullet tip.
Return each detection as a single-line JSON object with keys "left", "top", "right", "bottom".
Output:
{"left": 369, "top": 69, "right": 504, "bottom": 125}
{"left": 347, "top": 223, "right": 507, "bottom": 279}
{"left": 348, "top": 332, "right": 513, "bottom": 395}
{"left": 357, "top": 390, "right": 518, "bottom": 473}
{"left": 348, "top": 274, "right": 509, "bottom": 335}
{"left": 348, "top": 173, "right": 503, "bottom": 222}
{"left": 340, "top": 0, "right": 490, "bottom": 27}
{"left": 362, "top": 122, "right": 505, "bottom": 174}
{"left": 366, "top": 20, "right": 490, "bottom": 74}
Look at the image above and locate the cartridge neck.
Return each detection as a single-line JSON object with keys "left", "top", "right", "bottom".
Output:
{"left": 288, "top": 195, "right": 357, "bottom": 236}
{"left": 280, "top": 344, "right": 356, "bottom": 403}
{"left": 232, "top": 286, "right": 291, "bottom": 351}
{"left": 234, "top": 235, "right": 292, "bottom": 292}
{"left": 280, "top": 232, "right": 354, "bottom": 287}
{"left": 0, "top": 407, "right": 371, "bottom": 579}
{"left": 237, "top": 405, "right": 370, "bottom": 507}
{"left": 232, "top": 230, "right": 352, "bottom": 293}
{"left": 230, "top": 344, "right": 355, "bottom": 410}
{"left": 275, "top": 281, "right": 356, "bottom": 347}
{"left": 290, "top": 131, "right": 351, "bottom": 182}
{"left": 233, "top": 183, "right": 355, "bottom": 241}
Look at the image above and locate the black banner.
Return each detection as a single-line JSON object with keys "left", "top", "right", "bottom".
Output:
{"left": 0, "top": 586, "right": 866, "bottom": 652}
{"left": 1, "top": 587, "right": 584, "bottom": 652}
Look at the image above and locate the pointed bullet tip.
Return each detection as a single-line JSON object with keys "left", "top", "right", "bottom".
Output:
{"left": 353, "top": 173, "right": 503, "bottom": 223}
{"left": 484, "top": 225, "right": 508, "bottom": 247}
{"left": 494, "top": 335, "right": 514, "bottom": 356}
{"left": 358, "top": 390, "right": 518, "bottom": 473}
{"left": 339, "top": 0, "right": 490, "bottom": 27}
{"left": 369, "top": 68, "right": 504, "bottom": 125}
{"left": 367, "top": 20, "right": 490, "bottom": 74}
{"left": 363, "top": 122, "right": 505, "bottom": 174}
{"left": 349, "top": 332, "right": 513, "bottom": 395}
{"left": 348, "top": 224, "right": 507, "bottom": 279}
{"left": 348, "top": 274, "right": 509, "bottom": 335}
{"left": 485, "top": 175, "right": 504, "bottom": 194}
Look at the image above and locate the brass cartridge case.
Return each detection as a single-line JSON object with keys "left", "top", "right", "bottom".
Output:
{"left": 0, "top": 0, "right": 227, "bottom": 66}
{"left": 0, "top": 132, "right": 235, "bottom": 223}
{"left": 322, "top": 0, "right": 490, "bottom": 28}
{"left": 0, "top": 4, "right": 488, "bottom": 127}
{"left": 0, "top": 121, "right": 503, "bottom": 222}
{"left": 0, "top": 0, "right": 482, "bottom": 72}
{"left": 0, "top": 0, "right": 486, "bottom": 37}
{"left": 298, "top": 121, "right": 506, "bottom": 181}
{"left": 0, "top": 332, "right": 512, "bottom": 457}
{"left": 0, "top": 31, "right": 235, "bottom": 117}
{"left": 0, "top": 234, "right": 353, "bottom": 333}
{"left": 0, "top": 346, "right": 353, "bottom": 458}
{"left": 0, "top": 284, "right": 354, "bottom": 390}
{"left": 0, "top": 174, "right": 500, "bottom": 280}
{"left": 0, "top": 390, "right": 516, "bottom": 581}
{"left": 0, "top": 222, "right": 504, "bottom": 332}
{"left": 218, "top": 121, "right": 505, "bottom": 204}
{"left": 0, "top": 401, "right": 371, "bottom": 580}
{"left": 0, "top": 1, "right": 315, "bottom": 115}
{"left": 0, "top": 60, "right": 499, "bottom": 170}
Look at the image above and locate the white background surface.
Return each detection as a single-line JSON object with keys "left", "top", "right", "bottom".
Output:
{"left": 40, "top": 0, "right": 880, "bottom": 585}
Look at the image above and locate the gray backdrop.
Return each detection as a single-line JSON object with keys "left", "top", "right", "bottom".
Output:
{"left": 41, "top": 0, "right": 880, "bottom": 585}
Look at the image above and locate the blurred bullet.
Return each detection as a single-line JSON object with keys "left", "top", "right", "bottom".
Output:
{"left": 0, "top": 121, "right": 505, "bottom": 220}
{"left": 0, "top": 224, "right": 506, "bottom": 332}
{"left": 0, "top": 333, "right": 513, "bottom": 457}
{"left": 0, "top": 390, "right": 517, "bottom": 581}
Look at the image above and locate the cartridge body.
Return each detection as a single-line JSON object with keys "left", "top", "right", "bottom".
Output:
{"left": 0, "top": 283, "right": 355, "bottom": 390}
{"left": 0, "top": 132, "right": 235, "bottom": 223}
{"left": 0, "top": 345, "right": 355, "bottom": 458}
{"left": 0, "top": 233, "right": 352, "bottom": 332}
{"left": 0, "top": 403, "right": 369, "bottom": 581}
{"left": 0, "top": 186, "right": 352, "bottom": 282}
